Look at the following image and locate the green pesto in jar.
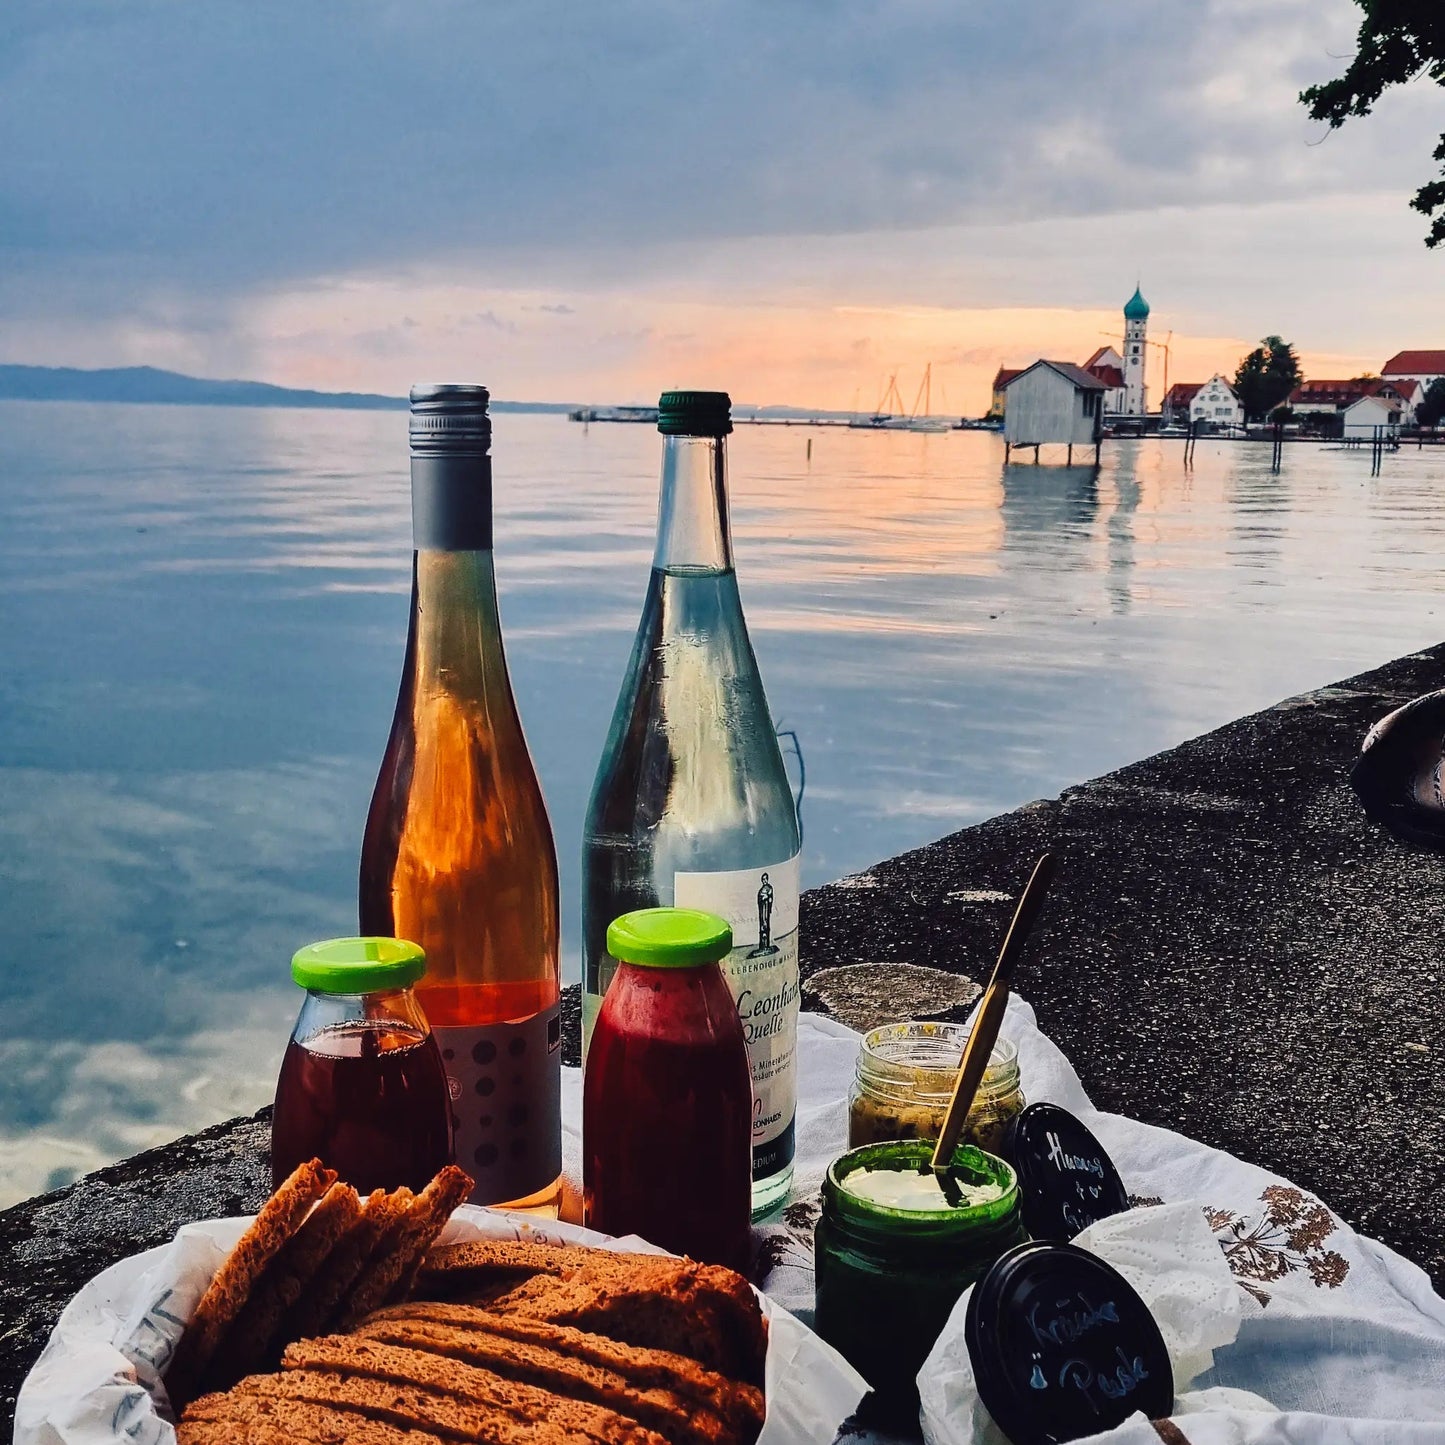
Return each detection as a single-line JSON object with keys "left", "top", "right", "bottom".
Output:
{"left": 814, "top": 1140, "right": 1024, "bottom": 1425}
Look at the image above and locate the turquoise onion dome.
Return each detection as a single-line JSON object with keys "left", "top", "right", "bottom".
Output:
{"left": 1123, "top": 286, "right": 1150, "bottom": 321}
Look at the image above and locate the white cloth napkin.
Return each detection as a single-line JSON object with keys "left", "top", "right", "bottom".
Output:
{"left": 689, "top": 998, "right": 1445, "bottom": 1443}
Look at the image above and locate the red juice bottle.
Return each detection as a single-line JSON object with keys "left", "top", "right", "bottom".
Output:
{"left": 271, "top": 937, "right": 454, "bottom": 1194}
{"left": 583, "top": 909, "right": 753, "bottom": 1271}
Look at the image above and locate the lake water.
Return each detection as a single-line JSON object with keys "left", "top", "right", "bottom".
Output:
{"left": 2, "top": 401, "right": 1444, "bottom": 1205}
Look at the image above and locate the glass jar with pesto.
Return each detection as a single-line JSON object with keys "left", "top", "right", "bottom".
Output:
{"left": 848, "top": 1021, "right": 1024, "bottom": 1154}
{"left": 814, "top": 1139, "right": 1024, "bottom": 1424}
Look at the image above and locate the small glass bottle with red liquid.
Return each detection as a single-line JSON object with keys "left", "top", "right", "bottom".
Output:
{"left": 271, "top": 937, "right": 454, "bottom": 1194}
{"left": 583, "top": 908, "right": 753, "bottom": 1271}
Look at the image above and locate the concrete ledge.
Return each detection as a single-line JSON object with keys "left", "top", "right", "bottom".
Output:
{"left": 4, "top": 644, "right": 1445, "bottom": 1433}
{"left": 801, "top": 644, "right": 1445, "bottom": 1295}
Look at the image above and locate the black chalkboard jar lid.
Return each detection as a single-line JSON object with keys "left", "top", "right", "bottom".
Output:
{"left": 999, "top": 1102, "right": 1130, "bottom": 1241}
{"left": 964, "top": 1240, "right": 1174, "bottom": 1445}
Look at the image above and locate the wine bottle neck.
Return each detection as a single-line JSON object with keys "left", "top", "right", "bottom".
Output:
{"left": 653, "top": 434, "right": 733, "bottom": 573}
{"left": 407, "top": 453, "right": 508, "bottom": 683}
{"left": 411, "top": 454, "right": 493, "bottom": 552}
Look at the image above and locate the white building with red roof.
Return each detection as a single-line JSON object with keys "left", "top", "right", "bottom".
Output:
{"left": 1190, "top": 375, "right": 1243, "bottom": 429}
{"left": 1382, "top": 351, "right": 1445, "bottom": 391}
{"left": 1082, "top": 346, "right": 1126, "bottom": 415}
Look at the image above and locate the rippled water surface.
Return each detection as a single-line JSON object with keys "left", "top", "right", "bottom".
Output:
{"left": 3, "top": 401, "right": 1444, "bottom": 1202}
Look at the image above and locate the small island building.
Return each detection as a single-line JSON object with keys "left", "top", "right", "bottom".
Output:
{"left": 1001, "top": 360, "right": 1106, "bottom": 464}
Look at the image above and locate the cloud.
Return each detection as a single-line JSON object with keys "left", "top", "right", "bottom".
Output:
{"left": 0, "top": 0, "right": 1422, "bottom": 285}
{"left": 1, "top": 0, "right": 1441, "bottom": 403}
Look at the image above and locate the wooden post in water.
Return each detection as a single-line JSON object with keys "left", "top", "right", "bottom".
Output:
{"left": 1067, "top": 444, "right": 1073, "bottom": 465}
{"left": 1271, "top": 420, "right": 1283, "bottom": 474}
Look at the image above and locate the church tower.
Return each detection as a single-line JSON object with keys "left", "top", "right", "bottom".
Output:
{"left": 1122, "top": 286, "right": 1149, "bottom": 416}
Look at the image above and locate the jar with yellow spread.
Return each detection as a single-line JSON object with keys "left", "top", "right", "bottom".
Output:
{"left": 848, "top": 1021, "right": 1024, "bottom": 1153}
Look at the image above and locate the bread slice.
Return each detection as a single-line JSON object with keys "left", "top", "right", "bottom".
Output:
{"left": 485, "top": 1269, "right": 767, "bottom": 1388}
{"left": 229, "top": 1370, "right": 638, "bottom": 1444}
{"left": 415, "top": 1240, "right": 655, "bottom": 1299}
{"left": 283, "top": 1187, "right": 414, "bottom": 1344}
{"left": 413, "top": 1239, "right": 767, "bottom": 1386}
{"left": 277, "top": 1339, "right": 669, "bottom": 1445}
{"left": 180, "top": 1389, "right": 446, "bottom": 1444}
{"left": 353, "top": 1315, "right": 738, "bottom": 1445}
{"left": 165, "top": 1158, "right": 335, "bottom": 1410}
{"left": 334, "top": 1166, "right": 473, "bottom": 1331}
{"left": 215, "top": 1181, "right": 362, "bottom": 1383}
{"left": 365, "top": 1303, "right": 764, "bottom": 1442}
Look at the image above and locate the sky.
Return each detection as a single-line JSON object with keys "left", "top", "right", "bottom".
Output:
{"left": 2, "top": 0, "right": 1444, "bottom": 413}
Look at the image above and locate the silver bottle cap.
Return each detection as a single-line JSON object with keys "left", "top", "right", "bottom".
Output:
{"left": 410, "top": 383, "right": 491, "bottom": 456}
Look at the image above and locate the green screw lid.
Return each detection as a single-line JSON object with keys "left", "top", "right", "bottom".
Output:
{"left": 657, "top": 390, "right": 733, "bottom": 437}
{"left": 606, "top": 908, "right": 734, "bottom": 968}
{"left": 290, "top": 937, "right": 427, "bottom": 993}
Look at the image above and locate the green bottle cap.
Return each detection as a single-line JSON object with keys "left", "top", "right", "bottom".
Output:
{"left": 290, "top": 937, "right": 427, "bottom": 993}
{"left": 606, "top": 908, "right": 734, "bottom": 968}
{"left": 657, "top": 390, "right": 733, "bottom": 437}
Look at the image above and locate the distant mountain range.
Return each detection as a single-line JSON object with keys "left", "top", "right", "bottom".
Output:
{"left": 0, "top": 363, "right": 891, "bottom": 424}
{"left": 0, "top": 365, "right": 576, "bottom": 413}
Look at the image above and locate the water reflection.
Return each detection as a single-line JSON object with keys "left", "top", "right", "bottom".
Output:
{"left": 1107, "top": 450, "right": 1141, "bottom": 615}
{"left": 999, "top": 461, "right": 1101, "bottom": 570}
{"left": 3, "top": 403, "right": 1445, "bottom": 1202}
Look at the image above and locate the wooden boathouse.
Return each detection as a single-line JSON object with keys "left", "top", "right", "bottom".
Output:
{"left": 1001, "top": 359, "right": 1106, "bottom": 464}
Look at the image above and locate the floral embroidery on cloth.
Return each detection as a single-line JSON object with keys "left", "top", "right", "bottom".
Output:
{"left": 1205, "top": 1184, "right": 1350, "bottom": 1306}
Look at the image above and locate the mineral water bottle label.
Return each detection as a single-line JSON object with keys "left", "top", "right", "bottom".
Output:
{"left": 434, "top": 1007, "right": 562, "bottom": 1207}
{"left": 674, "top": 854, "right": 801, "bottom": 1180}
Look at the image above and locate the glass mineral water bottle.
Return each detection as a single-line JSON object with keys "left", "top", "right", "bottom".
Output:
{"left": 582, "top": 389, "right": 802, "bottom": 1217}
{"left": 360, "top": 384, "right": 561, "bottom": 1215}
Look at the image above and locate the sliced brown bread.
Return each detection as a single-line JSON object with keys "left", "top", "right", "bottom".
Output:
{"left": 186, "top": 1377, "right": 587, "bottom": 1445}
{"left": 415, "top": 1240, "right": 657, "bottom": 1298}
{"left": 165, "top": 1158, "right": 335, "bottom": 1410}
{"left": 212, "top": 1181, "right": 362, "bottom": 1385}
{"left": 365, "top": 1303, "right": 764, "bottom": 1442}
{"left": 278, "top": 1338, "right": 669, "bottom": 1445}
{"left": 283, "top": 1187, "right": 414, "bottom": 1344}
{"left": 352, "top": 1315, "right": 738, "bottom": 1445}
{"left": 334, "top": 1166, "right": 473, "bottom": 1331}
{"left": 180, "top": 1389, "right": 447, "bottom": 1444}
{"left": 412, "top": 1239, "right": 767, "bottom": 1387}
{"left": 231, "top": 1371, "right": 635, "bottom": 1445}
{"left": 484, "top": 1269, "right": 767, "bottom": 1388}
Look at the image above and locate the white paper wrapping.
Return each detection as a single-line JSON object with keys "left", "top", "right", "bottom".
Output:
{"left": 14, "top": 1205, "right": 867, "bottom": 1445}
{"left": 917, "top": 1203, "right": 1276, "bottom": 1445}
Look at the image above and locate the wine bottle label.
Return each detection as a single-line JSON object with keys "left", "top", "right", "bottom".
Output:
{"left": 435, "top": 1007, "right": 562, "bottom": 1207}
{"left": 674, "top": 854, "right": 801, "bottom": 1182}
